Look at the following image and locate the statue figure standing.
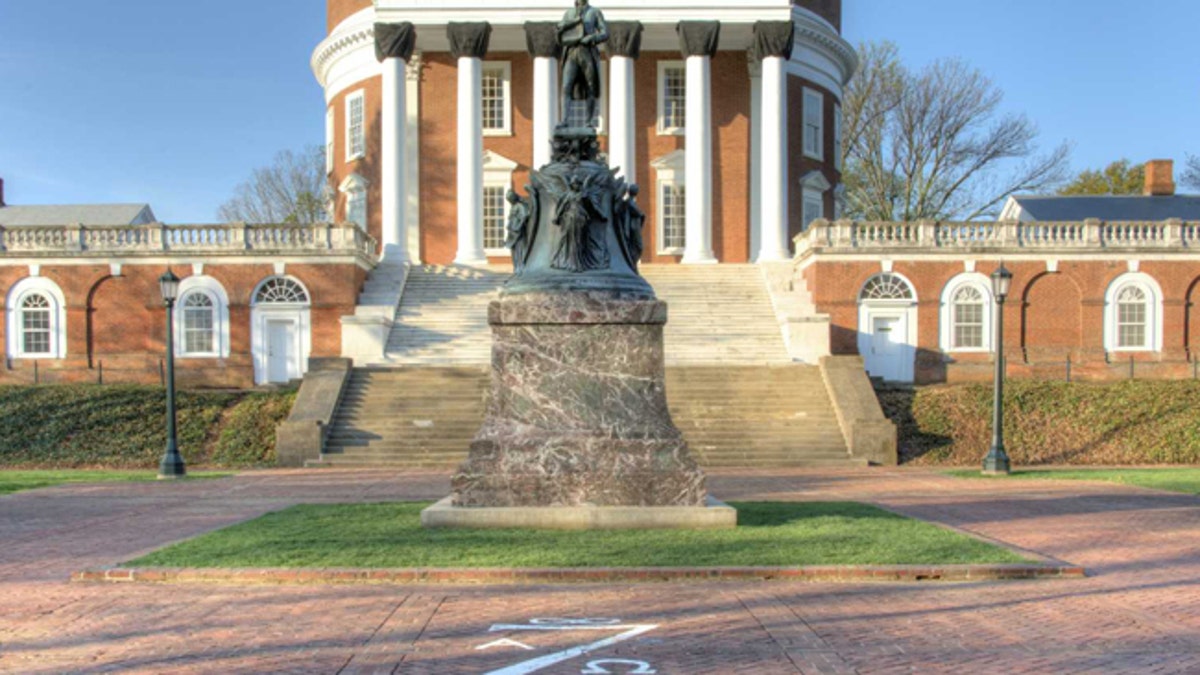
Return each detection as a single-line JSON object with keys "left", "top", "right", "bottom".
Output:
{"left": 552, "top": 174, "right": 609, "bottom": 272}
{"left": 504, "top": 189, "right": 533, "bottom": 273}
{"left": 557, "top": 0, "right": 608, "bottom": 129}
{"left": 621, "top": 184, "right": 645, "bottom": 270}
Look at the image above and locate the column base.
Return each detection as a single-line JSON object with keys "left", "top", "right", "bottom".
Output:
{"left": 680, "top": 251, "right": 718, "bottom": 265}
{"left": 453, "top": 251, "right": 490, "bottom": 266}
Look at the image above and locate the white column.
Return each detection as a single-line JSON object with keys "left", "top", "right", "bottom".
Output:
{"left": 380, "top": 57, "right": 408, "bottom": 262}
{"left": 757, "top": 54, "right": 789, "bottom": 262}
{"left": 532, "top": 56, "right": 558, "bottom": 170}
{"left": 683, "top": 54, "right": 716, "bottom": 264}
{"left": 609, "top": 55, "right": 636, "bottom": 184}
{"left": 455, "top": 56, "right": 486, "bottom": 265}
{"left": 749, "top": 63, "right": 762, "bottom": 261}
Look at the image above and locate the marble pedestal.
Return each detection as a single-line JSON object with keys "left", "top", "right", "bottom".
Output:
{"left": 449, "top": 291, "right": 709, "bottom": 510}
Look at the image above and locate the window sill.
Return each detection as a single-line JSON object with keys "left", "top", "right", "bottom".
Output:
{"left": 482, "top": 129, "right": 514, "bottom": 138}
{"left": 346, "top": 153, "right": 366, "bottom": 163}
{"left": 10, "top": 353, "right": 60, "bottom": 360}
{"left": 803, "top": 150, "right": 824, "bottom": 162}
{"left": 484, "top": 249, "right": 511, "bottom": 258}
{"left": 657, "top": 126, "right": 685, "bottom": 137}
{"left": 657, "top": 248, "right": 685, "bottom": 256}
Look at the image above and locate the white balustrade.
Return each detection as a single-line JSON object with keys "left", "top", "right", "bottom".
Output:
{"left": 0, "top": 223, "right": 377, "bottom": 259}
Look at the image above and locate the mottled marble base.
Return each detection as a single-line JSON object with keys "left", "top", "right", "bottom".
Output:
{"left": 450, "top": 291, "right": 708, "bottom": 508}
{"left": 422, "top": 496, "right": 736, "bottom": 530}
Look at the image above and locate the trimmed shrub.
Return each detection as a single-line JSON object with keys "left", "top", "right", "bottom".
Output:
{"left": 0, "top": 384, "right": 294, "bottom": 469}
{"left": 210, "top": 391, "right": 297, "bottom": 467}
{"left": 879, "top": 381, "right": 1200, "bottom": 466}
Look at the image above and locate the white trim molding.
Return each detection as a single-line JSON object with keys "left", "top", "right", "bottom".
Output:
{"left": 938, "top": 273, "right": 995, "bottom": 354}
{"left": 651, "top": 149, "right": 687, "bottom": 255}
{"left": 1103, "top": 272, "right": 1164, "bottom": 353}
{"left": 656, "top": 60, "right": 687, "bottom": 136}
{"left": 482, "top": 150, "right": 519, "bottom": 256}
{"left": 250, "top": 276, "right": 313, "bottom": 385}
{"left": 481, "top": 61, "right": 514, "bottom": 137}
{"left": 175, "top": 276, "right": 232, "bottom": 359}
{"left": 5, "top": 276, "right": 68, "bottom": 360}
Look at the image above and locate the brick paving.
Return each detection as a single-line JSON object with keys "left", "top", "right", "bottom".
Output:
{"left": 0, "top": 468, "right": 1198, "bottom": 673}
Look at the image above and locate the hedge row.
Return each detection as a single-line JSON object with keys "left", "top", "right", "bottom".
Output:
{"left": 877, "top": 381, "right": 1200, "bottom": 466}
{"left": 0, "top": 385, "right": 296, "bottom": 469}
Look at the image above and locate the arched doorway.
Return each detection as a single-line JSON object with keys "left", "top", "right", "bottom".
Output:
{"left": 857, "top": 272, "right": 918, "bottom": 382}
{"left": 250, "top": 276, "right": 311, "bottom": 384}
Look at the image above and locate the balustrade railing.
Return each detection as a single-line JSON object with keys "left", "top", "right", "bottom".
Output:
{"left": 0, "top": 222, "right": 377, "bottom": 259}
{"left": 796, "top": 218, "right": 1198, "bottom": 257}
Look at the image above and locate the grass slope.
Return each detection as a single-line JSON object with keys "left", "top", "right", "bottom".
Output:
{"left": 128, "top": 501, "right": 1027, "bottom": 569}
{"left": 947, "top": 468, "right": 1200, "bottom": 495}
{"left": 878, "top": 381, "right": 1200, "bottom": 466}
{"left": 0, "top": 385, "right": 295, "bottom": 469}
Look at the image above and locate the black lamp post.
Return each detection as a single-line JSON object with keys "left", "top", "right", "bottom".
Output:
{"left": 983, "top": 263, "right": 1013, "bottom": 475}
{"left": 158, "top": 269, "right": 186, "bottom": 479}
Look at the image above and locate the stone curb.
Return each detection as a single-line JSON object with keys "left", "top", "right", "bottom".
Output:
{"left": 72, "top": 564, "right": 1086, "bottom": 586}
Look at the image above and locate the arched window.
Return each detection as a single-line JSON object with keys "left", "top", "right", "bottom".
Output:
{"left": 254, "top": 277, "right": 309, "bottom": 305}
{"left": 1104, "top": 273, "right": 1162, "bottom": 352}
{"left": 860, "top": 273, "right": 915, "bottom": 301}
{"left": 6, "top": 277, "right": 67, "bottom": 359}
{"left": 175, "top": 276, "right": 230, "bottom": 359}
{"left": 939, "top": 274, "right": 994, "bottom": 353}
{"left": 20, "top": 294, "right": 53, "bottom": 355}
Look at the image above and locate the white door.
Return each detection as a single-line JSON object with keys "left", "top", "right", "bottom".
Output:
{"left": 866, "top": 314, "right": 904, "bottom": 381}
{"left": 266, "top": 320, "right": 297, "bottom": 383}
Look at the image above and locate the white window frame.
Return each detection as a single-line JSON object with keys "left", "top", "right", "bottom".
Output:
{"left": 481, "top": 61, "right": 513, "bottom": 137}
{"left": 345, "top": 89, "right": 366, "bottom": 162}
{"left": 5, "top": 276, "right": 67, "bottom": 360}
{"left": 325, "top": 107, "right": 335, "bottom": 174}
{"left": 800, "top": 170, "right": 831, "bottom": 231}
{"left": 833, "top": 102, "right": 843, "bottom": 171}
{"left": 250, "top": 276, "right": 313, "bottom": 385}
{"left": 803, "top": 87, "right": 824, "bottom": 161}
{"left": 339, "top": 173, "right": 370, "bottom": 230}
{"left": 939, "top": 273, "right": 994, "bottom": 354}
{"left": 175, "top": 276, "right": 231, "bottom": 359}
{"left": 1104, "top": 273, "right": 1163, "bottom": 353}
{"left": 656, "top": 61, "right": 687, "bottom": 136}
{"left": 481, "top": 150, "right": 519, "bottom": 256}
{"left": 651, "top": 149, "right": 687, "bottom": 255}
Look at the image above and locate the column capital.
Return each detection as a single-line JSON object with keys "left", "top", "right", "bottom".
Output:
{"left": 375, "top": 22, "right": 417, "bottom": 62}
{"left": 607, "top": 21, "right": 644, "bottom": 59}
{"left": 677, "top": 21, "right": 720, "bottom": 59}
{"left": 447, "top": 22, "right": 492, "bottom": 60}
{"left": 524, "top": 21, "right": 560, "bottom": 59}
{"left": 750, "top": 21, "right": 794, "bottom": 62}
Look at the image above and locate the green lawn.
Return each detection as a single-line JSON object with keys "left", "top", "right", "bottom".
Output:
{"left": 0, "top": 470, "right": 230, "bottom": 495}
{"left": 946, "top": 468, "right": 1200, "bottom": 495}
{"left": 128, "top": 501, "right": 1027, "bottom": 569}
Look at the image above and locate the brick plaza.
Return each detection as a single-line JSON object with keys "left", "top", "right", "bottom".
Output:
{"left": 1, "top": 468, "right": 1198, "bottom": 673}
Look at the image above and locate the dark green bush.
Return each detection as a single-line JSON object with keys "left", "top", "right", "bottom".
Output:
{"left": 879, "top": 381, "right": 1200, "bottom": 466}
{"left": 210, "top": 391, "right": 297, "bottom": 467}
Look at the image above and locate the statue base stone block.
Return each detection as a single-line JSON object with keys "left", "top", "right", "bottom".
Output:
{"left": 423, "top": 291, "right": 734, "bottom": 529}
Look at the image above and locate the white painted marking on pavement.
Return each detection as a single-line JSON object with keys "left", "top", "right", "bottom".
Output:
{"left": 581, "top": 659, "right": 657, "bottom": 674}
{"left": 476, "top": 638, "right": 535, "bottom": 651}
{"left": 483, "top": 620, "right": 659, "bottom": 675}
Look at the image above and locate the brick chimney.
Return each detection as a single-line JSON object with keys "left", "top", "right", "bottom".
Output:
{"left": 1144, "top": 159, "right": 1176, "bottom": 196}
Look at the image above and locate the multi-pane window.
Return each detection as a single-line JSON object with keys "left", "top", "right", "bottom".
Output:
{"left": 20, "top": 294, "right": 51, "bottom": 355}
{"left": 861, "top": 274, "right": 914, "bottom": 301}
{"left": 255, "top": 277, "right": 309, "bottom": 305}
{"left": 181, "top": 292, "right": 216, "bottom": 355}
{"left": 660, "top": 183, "right": 686, "bottom": 251}
{"left": 1117, "top": 286, "right": 1148, "bottom": 348}
{"left": 482, "top": 185, "right": 508, "bottom": 250}
{"left": 833, "top": 103, "right": 843, "bottom": 170}
{"left": 951, "top": 286, "right": 986, "bottom": 350}
{"left": 802, "top": 193, "right": 824, "bottom": 230}
{"left": 658, "top": 63, "right": 686, "bottom": 134}
{"left": 347, "top": 189, "right": 367, "bottom": 230}
{"left": 346, "top": 91, "right": 365, "bottom": 160}
{"left": 325, "top": 107, "right": 335, "bottom": 174}
{"left": 481, "top": 63, "right": 511, "bottom": 134}
{"left": 803, "top": 88, "right": 824, "bottom": 160}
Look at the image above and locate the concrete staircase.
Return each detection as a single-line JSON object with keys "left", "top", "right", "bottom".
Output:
{"left": 380, "top": 264, "right": 791, "bottom": 365}
{"left": 314, "top": 365, "right": 858, "bottom": 468}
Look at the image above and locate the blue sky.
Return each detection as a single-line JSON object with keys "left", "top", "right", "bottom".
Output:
{"left": 0, "top": 1, "right": 1196, "bottom": 222}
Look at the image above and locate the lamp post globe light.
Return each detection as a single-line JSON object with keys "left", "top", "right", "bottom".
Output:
{"left": 158, "top": 268, "right": 186, "bottom": 479}
{"left": 983, "top": 263, "right": 1013, "bottom": 476}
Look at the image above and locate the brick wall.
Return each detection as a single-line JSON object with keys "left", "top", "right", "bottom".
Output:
{"left": 805, "top": 258, "right": 1200, "bottom": 383}
{"left": 327, "top": 0, "right": 371, "bottom": 33}
{"left": 0, "top": 262, "right": 365, "bottom": 388}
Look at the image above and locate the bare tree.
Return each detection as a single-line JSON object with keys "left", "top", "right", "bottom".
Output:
{"left": 841, "top": 42, "right": 1070, "bottom": 222}
{"left": 218, "top": 146, "right": 328, "bottom": 224}
{"left": 1182, "top": 154, "right": 1200, "bottom": 192}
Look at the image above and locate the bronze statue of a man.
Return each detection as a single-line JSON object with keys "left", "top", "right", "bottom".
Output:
{"left": 557, "top": 0, "right": 608, "bottom": 129}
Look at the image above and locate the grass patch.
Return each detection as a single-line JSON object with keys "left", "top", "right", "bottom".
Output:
{"left": 0, "top": 384, "right": 295, "bottom": 469}
{"left": 877, "top": 381, "right": 1200, "bottom": 466}
{"left": 0, "top": 470, "right": 230, "bottom": 495}
{"left": 128, "top": 501, "right": 1026, "bottom": 569}
{"left": 946, "top": 468, "right": 1200, "bottom": 495}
